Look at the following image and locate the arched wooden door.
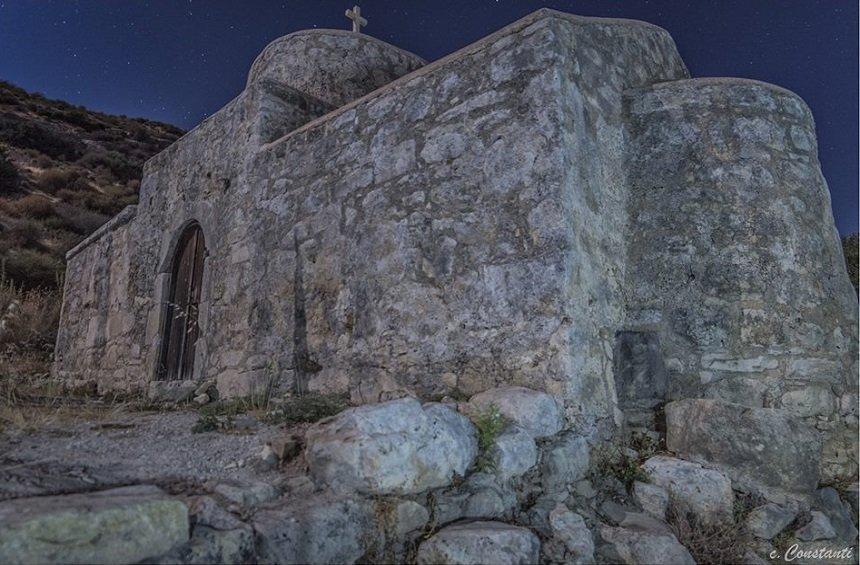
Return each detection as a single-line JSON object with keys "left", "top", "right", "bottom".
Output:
{"left": 159, "top": 223, "right": 205, "bottom": 380}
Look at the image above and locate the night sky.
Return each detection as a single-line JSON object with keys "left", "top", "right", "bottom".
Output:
{"left": 0, "top": 1, "right": 856, "bottom": 234}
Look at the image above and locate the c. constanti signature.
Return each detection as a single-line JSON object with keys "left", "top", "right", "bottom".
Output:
{"left": 770, "top": 544, "right": 855, "bottom": 562}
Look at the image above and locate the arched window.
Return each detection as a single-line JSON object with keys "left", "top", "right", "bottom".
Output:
{"left": 158, "top": 223, "right": 205, "bottom": 380}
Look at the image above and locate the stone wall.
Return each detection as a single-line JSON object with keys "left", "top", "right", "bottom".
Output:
{"left": 54, "top": 9, "right": 856, "bottom": 453}
{"left": 235, "top": 13, "right": 687, "bottom": 433}
{"left": 625, "top": 78, "right": 859, "bottom": 481}
{"left": 55, "top": 207, "right": 145, "bottom": 393}
{"left": 552, "top": 17, "right": 688, "bottom": 430}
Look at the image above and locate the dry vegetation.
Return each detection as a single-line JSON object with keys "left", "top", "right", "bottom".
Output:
{"left": 843, "top": 232, "right": 858, "bottom": 295}
{"left": 0, "top": 80, "right": 182, "bottom": 387}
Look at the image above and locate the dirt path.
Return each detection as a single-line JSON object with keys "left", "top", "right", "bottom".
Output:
{"left": 0, "top": 409, "right": 286, "bottom": 500}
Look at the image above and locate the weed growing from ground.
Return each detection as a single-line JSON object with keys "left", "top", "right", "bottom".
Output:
{"left": 472, "top": 404, "right": 507, "bottom": 472}
{"left": 264, "top": 393, "right": 348, "bottom": 425}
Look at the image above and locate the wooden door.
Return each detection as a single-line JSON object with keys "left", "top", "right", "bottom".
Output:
{"left": 159, "top": 224, "right": 205, "bottom": 380}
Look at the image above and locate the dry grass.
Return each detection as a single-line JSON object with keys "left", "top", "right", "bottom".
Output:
{"left": 667, "top": 502, "right": 749, "bottom": 565}
{"left": 0, "top": 279, "right": 60, "bottom": 351}
{"left": 7, "top": 194, "right": 54, "bottom": 218}
{"left": 0, "top": 279, "right": 79, "bottom": 433}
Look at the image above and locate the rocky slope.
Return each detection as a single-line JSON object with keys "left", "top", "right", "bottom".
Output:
{"left": 0, "top": 80, "right": 182, "bottom": 290}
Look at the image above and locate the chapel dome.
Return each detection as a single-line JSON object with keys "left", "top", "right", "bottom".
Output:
{"left": 247, "top": 29, "right": 426, "bottom": 109}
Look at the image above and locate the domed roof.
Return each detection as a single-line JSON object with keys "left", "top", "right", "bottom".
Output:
{"left": 247, "top": 29, "right": 426, "bottom": 109}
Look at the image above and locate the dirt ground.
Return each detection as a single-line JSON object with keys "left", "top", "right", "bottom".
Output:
{"left": 0, "top": 408, "right": 288, "bottom": 501}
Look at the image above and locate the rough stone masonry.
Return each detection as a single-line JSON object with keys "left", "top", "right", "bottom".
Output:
{"left": 54, "top": 9, "right": 857, "bottom": 483}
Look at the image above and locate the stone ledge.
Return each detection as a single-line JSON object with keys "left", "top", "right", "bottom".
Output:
{"left": 64, "top": 204, "right": 137, "bottom": 261}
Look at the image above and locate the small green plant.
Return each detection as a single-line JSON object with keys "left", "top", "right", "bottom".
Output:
{"left": 191, "top": 413, "right": 234, "bottom": 433}
{"left": 592, "top": 442, "right": 648, "bottom": 490}
{"left": 473, "top": 404, "right": 507, "bottom": 472}
{"left": 198, "top": 398, "right": 251, "bottom": 418}
{"left": 264, "top": 392, "right": 348, "bottom": 425}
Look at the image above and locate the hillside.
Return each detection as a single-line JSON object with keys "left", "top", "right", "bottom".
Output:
{"left": 0, "top": 80, "right": 183, "bottom": 290}
{"left": 0, "top": 80, "right": 182, "bottom": 373}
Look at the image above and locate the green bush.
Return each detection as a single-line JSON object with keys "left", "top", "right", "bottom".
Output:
{"left": 38, "top": 168, "right": 85, "bottom": 194}
{"left": 0, "top": 249, "right": 63, "bottom": 290}
{"left": 0, "top": 115, "right": 84, "bottom": 159}
{"left": 2, "top": 220, "right": 45, "bottom": 250}
{"left": 52, "top": 202, "right": 109, "bottom": 234}
{"left": 78, "top": 150, "right": 141, "bottom": 182}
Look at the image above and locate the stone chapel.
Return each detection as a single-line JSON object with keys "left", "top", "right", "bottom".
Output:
{"left": 54, "top": 9, "right": 857, "bottom": 479}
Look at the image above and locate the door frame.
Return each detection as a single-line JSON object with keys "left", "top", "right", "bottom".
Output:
{"left": 154, "top": 220, "right": 209, "bottom": 381}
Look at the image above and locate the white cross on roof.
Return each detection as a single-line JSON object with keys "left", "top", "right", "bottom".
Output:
{"left": 345, "top": 5, "right": 367, "bottom": 33}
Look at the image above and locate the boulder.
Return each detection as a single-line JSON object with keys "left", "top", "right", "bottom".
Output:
{"left": 546, "top": 505, "right": 594, "bottom": 564}
{"left": 305, "top": 398, "right": 477, "bottom": 495}
{"left": 745, "top": 503, "right": 796, "bottom": 540}
{"left": 212, "top": 480, "right": 278, "bottom": 508}
{"left": 642, "top": 456, "right": 735, "bottom": 525}
{"left": 599, "top": 525, "right": 695, "bottom": 565}
{"left": 461, "top": 473, "right": 517, "bottom": 519}
{"left": 157, "top": 525, "right": 253, "bottom": 565}
{"left": 599, "top": 502, "right": 674, "bottom": 536}
{"left": 815, "top": 487, "right": 859, "bottom": 542}
{"left": 468, "top": 386, "right": 563, "bottom": 438}
{"left": 795, "top": 511, "right": 837, "bottom": 542}
{"left": 464, "top": 489, "right": 508, "bottom": 519}
{"left": 253, "top": 495, "right": 374, "bottom": 565}
{"left": 665, "top": 399, "right": 822, "bottom": 493}
{"left": 542, "top": 432, "right": 590, "bottom": 494}
{"left": 147, "top": 379, "right": 198, "bottom": 404}
{"left": 632, "top": 481, "right": 669, "bottom": 520}
{"left": 188, "top": 496, "right": 245, "bottom": 531}
{"left": 0, "top": 485, "right": 188, "bottom": 564}
{"left": 417, "top": 521, "right": 540, "bottom": 565}
{"left": 490, "top": 425, "right": 537, "bottom": 482}
{"left": 393, "top": 500, "right": 430, "bottom": 538}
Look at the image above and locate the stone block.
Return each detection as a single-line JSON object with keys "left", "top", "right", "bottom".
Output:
{"left": 468, "top": 386, "right": 563, "bottom": 438}
{"left": 665, "top": 399, "right": 822, "bottom": 493}
{"left": 417, "top": 521, "right": 540, "bottom": 565}
{"left": 642, "top": 455, "right": 734, "bottom": 525}
{"left": 305, "top": 398, "right": 477, "bottom": 495}
{"left": 0, "top": 485, "right": 188, "bottom": 564}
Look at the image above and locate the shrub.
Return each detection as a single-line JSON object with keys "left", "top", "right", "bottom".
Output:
{"left": 38, "top": 168, "right": 85, "bottom": 194}
{"left": 52, "top": 202, "right": 108, "bottom": 235}
{"left": 2, "top": 220, "right": 45, "bottom": 250}
{"left": 264, "top": 392, "right": 348, "bottom": 425}
{"left": 0, "top": 115, "right": 84, "bottom": 159}
{"left": 11, "top": 194, "right": 53, "bottom": 219}
{"left": 591, "top": 441, "right": 649, "bottom": 491}
{"left": 0, "top": 249, "right": 63, "bottom": 290}
{"left": 78, "top": 150, "right": 140, "bottom": 182}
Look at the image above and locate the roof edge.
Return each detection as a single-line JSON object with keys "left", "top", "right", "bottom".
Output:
{"left": 261, "top": 8, "right": 678, "bottom": 151}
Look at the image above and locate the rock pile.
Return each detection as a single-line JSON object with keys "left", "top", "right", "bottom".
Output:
{"left": 1, "top": 385, "right": 857, "bottom": 564}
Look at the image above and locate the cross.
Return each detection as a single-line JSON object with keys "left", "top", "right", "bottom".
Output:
{"left": 345, "top": 5, "right": 367, "bottom": 33}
